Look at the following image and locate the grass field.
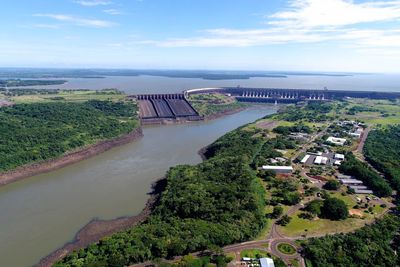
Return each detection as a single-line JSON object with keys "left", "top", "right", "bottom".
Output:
{"left": 240, "top": 249, "right": 270, "bottom": 259}
{"left": 188, "top": 93, "right": 248, "bottom": 116}
{"left": 277, "top": 243, "right": 296, "bottom": 255}
{"left": 278, "top": 210, "right": 368, "bottom": 237}
{"left": 8, "top": 89, "right": 126, "bottom": 104}
{"left": 341, "top": 99, "right": 400, "bottom": 125}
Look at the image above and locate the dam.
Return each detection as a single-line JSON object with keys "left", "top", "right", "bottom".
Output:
{"left": 134, "top": 93, "right": 201, "bottom": 124}
{"left": 134, "top": 87, "right": 400, "bottom": 123}
{"left": 185, "top": 87, "right": 400, "bottom": 103}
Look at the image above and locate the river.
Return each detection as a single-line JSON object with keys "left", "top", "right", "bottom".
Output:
{"left": 8, "top": 73, "right": 400, "bottom": 93}
{"left": 0, "top": 105, "right": 277, "bottom": 267}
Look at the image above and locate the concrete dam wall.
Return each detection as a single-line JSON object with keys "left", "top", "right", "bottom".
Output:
{"left": 134, "top": 94, "right": 201, "bottom": 124}
{"left": 185, "top": 87, "right": 400, "bottom": 103}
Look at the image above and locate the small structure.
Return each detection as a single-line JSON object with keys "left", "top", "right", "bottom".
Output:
{"left": 349, "top": 185, "right": 368, "bottom": 190}
{"left": 333, "top": 160, "right": 342, "bottom": 166}
{"left": 337, "top": 174, "right": 353, "bottom": 179}
{"left": 301, "top": 154, "right": 311, "bottom": 164}
{"left": 334, "top": 153, "right": 345, "bottom": 160}
{"left": 262, "top": 165, "right": 293, "bottom": 174}
{"left": 340, "top": 179, "right": 364, "bottom": 185}
{"left": 314, "top": 156, "right": 328, "bottom": 165}
{"left": 327, "top": 136, "right": 347, "bottom": 146}
{"left": 260, "top": 258, "right": 275, "bottom": 267}
{"left": 354, "top": 189, "right": 374, "bottom": 194}
{"left": 0, "top": 99, "right": 14, "bottom": 107}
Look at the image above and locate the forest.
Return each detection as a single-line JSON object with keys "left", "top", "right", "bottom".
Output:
{"left": 56, "top": 126, "right": 268, "bottom": 266}
{"left": 339, "top": 153, "right": 392, "bottom": 197}
{"left": 0, "top": 79, "right": 66, "bottom": 87}
{"left": 302, "top": 215, "right": 400, "bottom": 267}
{"left": 0, "top": 100, "right": 138, "bottom": 172}
{"left": 364, "top": 125, "right": 400, "bottom": 191}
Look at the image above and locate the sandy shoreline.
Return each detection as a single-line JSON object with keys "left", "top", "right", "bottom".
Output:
{"left": 0, "top": 127, "right": 143, "bottom": 187}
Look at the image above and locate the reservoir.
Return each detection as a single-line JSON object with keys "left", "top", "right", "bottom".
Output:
{"left": 0, "top": 105, "right": 277, "bottom": 267}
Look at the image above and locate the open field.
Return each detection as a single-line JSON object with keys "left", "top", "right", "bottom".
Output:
{"left": 342, "top": 98, "right": 400, "bottom": 125}
{"left": 188, "top": 93, "right": 247, "bottom": 117}
{"left": 8, "top": 89, "right": 126, "bottom": 103}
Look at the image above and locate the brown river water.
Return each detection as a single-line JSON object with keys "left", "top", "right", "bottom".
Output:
{"left": 0, "top": 105, "right": 277, "bottom": 267}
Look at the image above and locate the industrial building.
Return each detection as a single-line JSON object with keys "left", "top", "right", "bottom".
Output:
{"left": 262, "top": 165, "right": 293, "bottom": 174}
{"left": 340, "top": 179, "right": 364, "bottom": 185}
{"left": 314, "top": 156, "right": 328, "bottom": 165}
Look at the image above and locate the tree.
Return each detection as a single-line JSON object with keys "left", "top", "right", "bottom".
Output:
{"left": 321, "top": 197, "right": 349, "bottom": 220}
{"left": 277, "top": 215, "right": 292, "bottom": 226}
{"left": 323, "top": 180, "right": 340, "bottom": 191}
{"left": 270, "top": 206, "right": 283, "bottom": 219}
{"left": 305, "top": 200, "right": 324, "bottom": 216}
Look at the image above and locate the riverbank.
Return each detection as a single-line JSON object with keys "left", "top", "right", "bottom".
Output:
{"left": 202, "top": 106, "right": 246, "bottom": 120}
{"left": 0, "top": 127, "right": 143, "bottom": 187}
{"left": 37, "top": 178, "right": 166, "bottom": 267}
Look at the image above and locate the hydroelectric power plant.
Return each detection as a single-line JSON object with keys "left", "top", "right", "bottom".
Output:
{"left": 134, "top": 87, "right": 400, "bottom": 124}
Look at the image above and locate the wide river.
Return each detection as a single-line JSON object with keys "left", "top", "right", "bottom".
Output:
{"left": 0, "top": 104, "right": 277, "bottom": 267}
{"left": 2, "top": 73, "right": 400, "bottom": 267}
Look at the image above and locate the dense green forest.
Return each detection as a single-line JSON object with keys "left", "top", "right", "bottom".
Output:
{"left": 56, "top": 126, "right": 268, "bottom": 266}
{"left": 339, "top": 153, "right": 392, "bottom": 197}
{"left": 0, "top": 79, "right": 66, "bottom": 87}
{"left": 364, "top": 125, "right": 400, "bottom": 191}
{"left": 0, "top": 100, "right": 138, "bottom": 172}
{"left": 303, "top": 215, "right": 400, "bottom": 267}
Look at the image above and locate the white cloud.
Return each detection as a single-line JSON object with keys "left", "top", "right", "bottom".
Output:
{"left": 33, "top": 14, "right": 116, "bottom": 28}
{"left": 74, "top": 0, "right": 112, "bottom": 7}
{"left": 103, "top": 9, "right": 123, "bottom": 15}
{"left": 269, "top": 0, "right": 400, "bottom": 28}
{"left": 142, "top": 0, "right": 400, "bottom": 56}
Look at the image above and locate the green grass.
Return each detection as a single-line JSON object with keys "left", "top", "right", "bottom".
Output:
{"left": 188, "top": 93, "right": 247, "bottom": 116}
{"left": 277, "top": 243, "right": 296, "bottom": 255}
{"left": 290, "top": 259, "right": 301, "bottom": 267}
{"left": 279, "top": 210, "right": 368, "bottom": 237}
{"left": 10, "top": 90, "right": 126, "bottom": 104}
{"left": 240, "top": 249, "right": 270, "bottom": 259}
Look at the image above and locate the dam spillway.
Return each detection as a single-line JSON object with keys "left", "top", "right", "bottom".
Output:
{"left": 135, "top": 93, "right": 201, "bottom": 124}
{"left": 185, "top": 87, "right": 400, "bottom": 103}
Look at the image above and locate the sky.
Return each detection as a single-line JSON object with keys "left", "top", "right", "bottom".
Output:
{"left": 1, "top": 0, "right": 400, "bottom": 72}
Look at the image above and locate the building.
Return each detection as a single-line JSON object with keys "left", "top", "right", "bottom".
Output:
{"left": 349, "top": 185, "right": 368, "bottom": 190}
{"left": 301, "top": 154, "right": 311, "bottom": 164}
{"left": 314, "top": 156, "right": 328, "bottom": 165}
{"left": 333, "top": 160, "right": 342, "bottom": 166}
{"left": 354, "top": 189, "right": 374, "bottom": 194}
{"left": 334, "top": 153, "right": 345, "bottom": 160}
{"left": 262, "top": 165, "right": 293, "bottom": 174}
{"left": 326, "top": 136, "right": 347, "bottom": 146}
{"left": 337, "top": 174, "right": 353, "bottom": 179}
{"left": 260, "top": 258, "right": 275, "bottom": 267}
{"left": 340, "top": 179, "right": 364, "bottom": 185}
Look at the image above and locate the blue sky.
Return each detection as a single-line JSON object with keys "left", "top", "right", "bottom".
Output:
{"left": 1, "top": 0, "right": 400, "bottom": 72}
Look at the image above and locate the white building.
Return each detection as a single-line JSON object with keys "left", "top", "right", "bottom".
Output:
{"left": 340, "top": 179, "right": 364, "bottom": 185}
{"left": 314, "top": 156, "right": 328, "bottom": 165}
{"left": 260, "top": 258, "right": 275, "bottom": 267}
{"left": 301, "top": 154, "right": 311, "bottom": 164}
{"left": 326, "top": 136, "right": 347, "bottom": 146}
{"left": 334, "top": 153, "right": 345, "bottom": 160}
{"left": 262, "top": 165, "right": 293, "bottom": 174}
